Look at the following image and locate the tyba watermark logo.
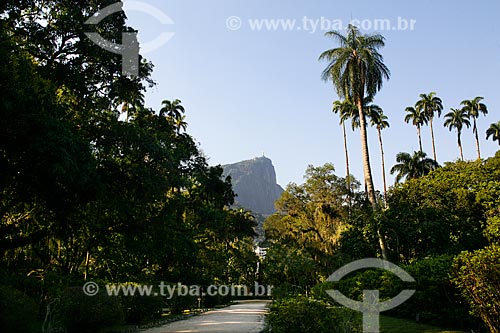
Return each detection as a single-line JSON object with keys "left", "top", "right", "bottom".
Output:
{"left": 85, "top": 1, "right": 174, "bottom": 77}
{"left": 326, "top": 258, "right": 415, "bottom": 333}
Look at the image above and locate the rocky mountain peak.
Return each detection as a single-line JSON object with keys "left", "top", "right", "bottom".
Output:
{"left": 222, "top": 156, "right": 284, "bottom": 216}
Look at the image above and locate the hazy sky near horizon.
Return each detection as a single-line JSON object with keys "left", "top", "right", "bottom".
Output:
{"left": 124, "top": 0, "right": 500, "bottom": 189}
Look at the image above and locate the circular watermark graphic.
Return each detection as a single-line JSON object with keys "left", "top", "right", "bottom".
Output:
{"left": 85, "top": 1, "right": 175, "bottom": 77}
{"left": 326, "top": 258, "right": 415, "bottom": 333}
{"left": 83, "top": 281, "right": 99, "bottom": 296}
{"left": 226, "top": 16, "right": 242, "bottom": 31}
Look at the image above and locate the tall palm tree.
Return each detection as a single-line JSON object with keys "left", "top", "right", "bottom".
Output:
{"left": 404, "top": 106, "right": 428, "bottom": 153}
{"left": 443, "top": 108, "right": 471, "bottom": 160}
{"left": 415, "top": 92, "right": 443, "bottom": 161}
{"left": 368, "top": 104, "right": 390, "bottom": 200}
{"left": 332, "top": 100, "right": 357, "bottom": 186}
{"left": 461, "top": 97, "right": 488, "bottom": 160}
{"left": 320, "top": 24, "right": 390, "bottom": 259}
{"left": 319, "top": 24, "right": 390, "bottom": 210}
{"left": 486, "top": 121, "right": 500, "bottom": 146}
{"left": 390, "top": 151, "right": 439, "bottom": 183}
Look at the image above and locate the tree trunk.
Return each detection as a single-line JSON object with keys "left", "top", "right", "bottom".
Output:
{"left": 342, "top": 122, "right": 352, "bottom": 211}
{"left": 473, "top": 118, "right": 481, "bottom": 160}
{"left": 378, "top": 127, "right": 387, "bottom": 203}
{"left": 458, "top": 131, "right": 464, "bottom": 161}
{"left": 356, "top": 99, "right": 388, "bottom": 260}
{"left": 430, "top": 117, "right": 437, "bottom": 161}
{"left": 417, "top": 125, "right": 423, "bottom": 153}
{"left": 356, "top": 101, "right": 376, "bottom": 207}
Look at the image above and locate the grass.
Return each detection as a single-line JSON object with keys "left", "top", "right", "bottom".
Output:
{"left": 380, "top": 315, "right": 467, "bottom": 333}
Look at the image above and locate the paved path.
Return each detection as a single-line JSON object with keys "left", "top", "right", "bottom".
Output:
{"left": 142, "top": 300, "right": 271, "bottom": 333}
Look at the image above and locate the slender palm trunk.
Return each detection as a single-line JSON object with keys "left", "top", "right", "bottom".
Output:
{"left": 356, "top": 101, "right": 376, "bottom": 207}
{"left": 356, "top": 99, "right": 388, "bottom": 260}
{"left": 417, "top": 125, "right": 423, "bottom": 153}
{"left": 473, "top": 119, "right": 481, "bottom": 160}
{"left": 377, "top": 127, "right": 387, "bottom": 202}
{"left": 429, "top": 117, "right": 437, "bottom": 161}
{"left": 458, "top": 131, "right": 464, "bottom": 161}
{"left": 342, "top": 122, "right": 352, "bottom": 211}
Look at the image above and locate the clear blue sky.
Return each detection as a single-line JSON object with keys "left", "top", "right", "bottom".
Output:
{"left": 124, "top": 0, "right": 500, "bottom": 189}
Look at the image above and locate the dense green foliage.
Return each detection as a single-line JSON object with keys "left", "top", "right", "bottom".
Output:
{"left": 264, "top": 296, "right": 360, "bottom": 333}
{"left": 262, "top": 164, "right": 372, "bottom": 290}
{"left": 452, "top": 245, "right": 500, "bottom": 333}
{"left": 312, "top": 256, "right": 474, "bottom": 328}
{"left": 2, "top": 2, "right": 500, "bottom": 332}
{"left": 264, "top": 154, "right": 500, "bottom": 331}
{"left": 0, "top": 2, "right": 257, "bottom": 331}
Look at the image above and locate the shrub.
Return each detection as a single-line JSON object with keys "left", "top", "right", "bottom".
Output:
{"left": 59, "top": 287, "right": 124, "bottom": 333}
{"left": 121, "top": 294, "right": 164, "bottom": 324}
{"left": 0, "top": 285, "right": 39, "bottom": 333}
{"left": 269, "top": 282, "right": 305, "bottom": 301}
{"left": 164, "top": 285, "right": 198, "bottom": 314}
{"left": 312, "top": 256, "right": 476, "bottom": 330}
{"left": 265, "top": 296, "right": 360, "bottom": 333}
{"left": 202, "top": 293, "right": 231, "bottom": 308}
{"left": 452, "top": 244, "right": 500, "bottom": 333}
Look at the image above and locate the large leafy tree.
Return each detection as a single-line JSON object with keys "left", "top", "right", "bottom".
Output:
{"left": 390, "top": 151, "right": 439, "bottom": 183}
{"left": 1, "top": 0, "right": 258, "bottom": 294}
{"left": 461, "top": 97, "right": 488, "bottom": 159}
{"left": 1, "top": 0, "right": 154, "bottom": 111}
{"left": 264, "top": 164, "right": 353, "bottom": 277}
{"left": 368, "top": 103, "right": 390, "bottom": 200}
{"left": 0, "top": 28, "right": 97, "bottom": 254}
{"left": 486, "top": 122, "right": 500, "bottom": 145}
{"left": 444, "top": 108, "right": 471, "bottom": 160}
{"left": 386, "top": 158, "right": 492, "bottom": 262}
{"left": 319, "top": 24, "right": 390, "bottom": 259}
{"left": 415, "top": 92, "right": 443, "bottom": 162}
{"left": 404, "top": 105, "right": 428, "bottom": 153}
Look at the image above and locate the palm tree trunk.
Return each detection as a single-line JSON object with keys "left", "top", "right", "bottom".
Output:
{"left": 356, "top": 100, "right": 388, "bottom": 260}
{"left": 473, "top": 119, "right": 481, "bottom": 160}
{"left": 356, "top": 102, "right": 376, "bottom": 207}
{"left": 430, "top": 117, "right": 437, "bottom": 161}
{"left": 417, "top": 125, "right": 423, "bottom": 153}
{"left": 458, "top": 131, "right": 464, "bottom": 161}
{"left": 378, "top": 127, "right": 387, "bottom": 202}
{"left": 342, "top": 122, "right": 352, "bottom": 211}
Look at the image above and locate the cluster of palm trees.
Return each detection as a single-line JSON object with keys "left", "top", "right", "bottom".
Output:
{"left": 404, "top": 94, "right": 490, "bottom": 161}
{"left": 319, "top": 25, "right": 499, "bottom": 258}
{"left": 320, "top": 25, "right": 500, "bottom": 193}
{"left": 331, "top": 98, "right": 390, "bottom": 198}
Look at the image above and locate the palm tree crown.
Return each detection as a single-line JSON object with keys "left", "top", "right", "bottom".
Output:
{"left": 415, "top": 92, "right": 443, "bottom": 161}
{"left": 390, "top": 151, "right": 439, "bottom": 183}
{"left": 461, "top": 96, "right": 488, "bottom": 159}
{"left": 319, "top": 25, "right": 390, "bottom": 103}
{"left": 444, "top": 108, "right": 471, "bottom": 160}
{"left": 333, "top": 100, "right": 358, "bottom": 129}
{"left": 160, "top": 99, "right": 186, "bottom": 133}
{"left": 486, "top": 121, "right": 500, "bottom": 145}
{"left": 404, "top": 106, "right": 428, "bottom": 153}
{"left": 369, "top": 106, "right": 389, "bottom": 130}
